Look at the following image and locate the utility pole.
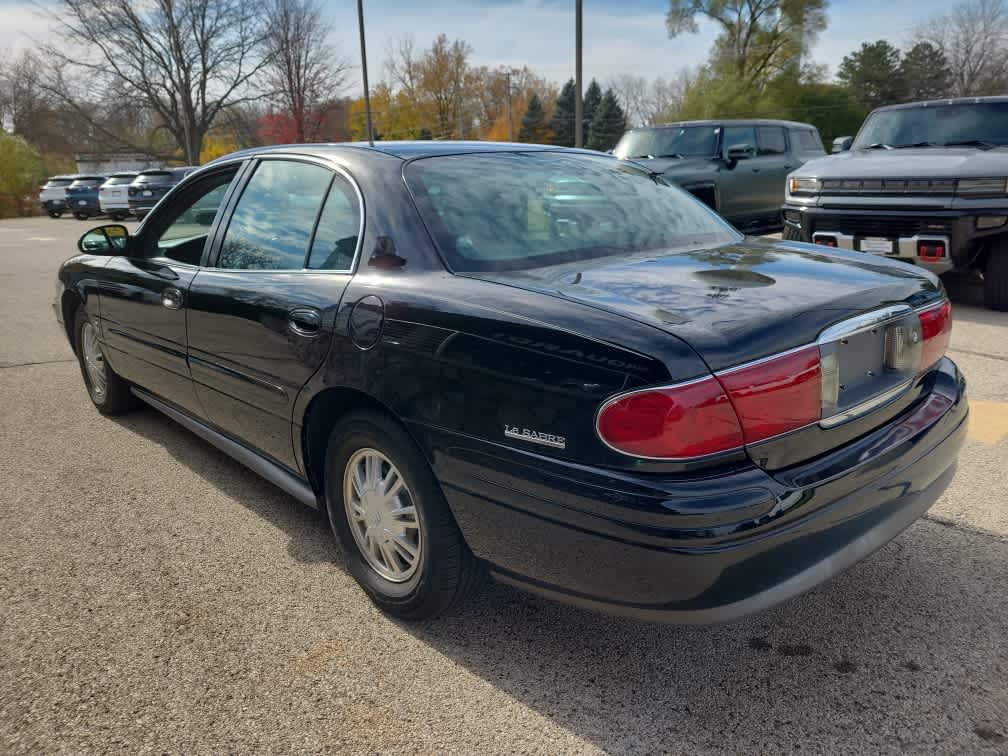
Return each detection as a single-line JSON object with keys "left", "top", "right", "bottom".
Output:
{"left": 356, "top": 0, "right": 374, "bottom": 146}
{"left": 574, "top": 0, "right": 583, "bottom": 147}
{"left": 505, "top": 70, "right": 513, "bottom": 142}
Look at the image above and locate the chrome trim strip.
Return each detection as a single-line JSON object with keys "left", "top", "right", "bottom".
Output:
{"left": 819, "top": 378, "right": 915, "bottom": 429}
{"left": 818, "top": 304, "right": 912, "bottom": 344}
{"left": 715, "top": 343, "right": 819, "bottom": 377}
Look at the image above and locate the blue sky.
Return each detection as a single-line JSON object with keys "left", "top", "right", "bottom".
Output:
{"left": 5, "top": 0, "right": 945, "bottom": 86}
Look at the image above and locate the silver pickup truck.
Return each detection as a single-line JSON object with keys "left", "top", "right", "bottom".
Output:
{"left": 783, "top": 96, "right": 1008, "bottom": 310}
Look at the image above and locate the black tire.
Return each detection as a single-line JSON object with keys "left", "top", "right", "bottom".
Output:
{"left": 112, "top": 212, "right": 128, "bottom": 221}
{"left": 984, "top": 241, "right": 1008, "bottom": 311}
{"left": 74, "top": 211, "right": 89, "bottom": 221}
{"left": 73, "top": 306, "right": 137, "bottom": 415}
{"left": 324, "top": 411, "right": 481, "bottom": 620}
{"left": 782, "top": 225, "right": 803, "bottom": 241}
{"left": 47, "top": 209, "right": 63, "bottom": 219}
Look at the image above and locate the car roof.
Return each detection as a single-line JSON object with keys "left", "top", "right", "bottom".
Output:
{"left": 871, "top": 95, "right": 1008, "bottom": 112}
{"left": 107, "top": 172, "right": 138, "bottom": 178}
{"left": 207, "top": 141, "right": 604, "bottom": 165}
{"left": 73, "top": 175, "right": 106, "bottom": 181}
{"left": 630, "top": 119, "right": 817, "bottom": 131}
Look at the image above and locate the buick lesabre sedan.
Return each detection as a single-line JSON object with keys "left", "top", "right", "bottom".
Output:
{"left": 54, "top": 142, "right": 967, "bottom": 622}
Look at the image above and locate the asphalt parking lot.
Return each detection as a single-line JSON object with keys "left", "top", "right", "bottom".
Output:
{"left": 1, "top": 215, "right": 1006, "bottom": 754}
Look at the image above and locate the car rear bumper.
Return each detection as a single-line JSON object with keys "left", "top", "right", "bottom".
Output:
{"left": 782, "top": 204, "right": 1008, "bottom": 273}
{"left": 421, "top": 357, "right": 967, "bottom": 623}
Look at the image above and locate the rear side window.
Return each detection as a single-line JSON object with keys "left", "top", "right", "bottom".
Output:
{"left": 793, "top": 129, "right": 824, "bottom": 152}
{"left": 306, "top": 175, "right": 361, "bottom": 271}
{"left": 217, "top": 160, "right": 332, "bottom": 270}
{"left": 756, "top": 126, "right": 787, "bottom": 155}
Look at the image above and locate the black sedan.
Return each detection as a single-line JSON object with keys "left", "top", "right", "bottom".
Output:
{"left": 53, "top": 142, "right": 967, "bottom": 622}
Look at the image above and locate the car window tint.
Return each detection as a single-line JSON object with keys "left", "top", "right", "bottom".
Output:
{"left": 405, "top": 152, "right": 738, "bottom": 272}
{"left": 306, "top": 175, "right": 361, "bottom": 270}
{"left": 149, "top": 169, "right": 238, "bottom": 265}
{"left": 218, "top": 160, "right": 332, "bottom": 270}
{"left": 793, "top": 129, "right": 823, "bottom": 152}
{"left": 757, "top": 126, "right": 787, "bottom": 155}
{"left": 722, "top": 125, "right": 757, "bottom": 152}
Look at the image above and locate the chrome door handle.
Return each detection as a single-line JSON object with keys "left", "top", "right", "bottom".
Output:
{"left": 288, "top": 307, "right": 322, "bottom": 337}
{"left": 162, "top": 287, "right": 183, "bottom": 310}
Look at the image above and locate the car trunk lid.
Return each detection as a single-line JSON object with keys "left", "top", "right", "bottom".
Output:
{"left": 472, "top": 237, "right": 947, "bottom": 469}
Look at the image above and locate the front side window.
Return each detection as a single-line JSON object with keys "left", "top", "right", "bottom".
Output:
{"left": 722, "top": 125, "right": 757, "bottom": 152}
{"left": 757, "top": 126, "right": 787, "bottom": 155}
{"left": 217, "top": 160, "right": 332, "bottom": 270}
{"left": 143, "top": 167, "right": 238, "bottom": 265}
{"left": 306, "top": 175, "right": 361, "bottom": 270}
{"left": 406, "top": 152, "right": 738, "bottom": 273}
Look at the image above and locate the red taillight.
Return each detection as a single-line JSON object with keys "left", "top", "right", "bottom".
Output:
{"left": 596, "top": 377, "right": 744, "bottom": 459}
{"left": 919, "top": 299, "right": 952, "bottom": 369}
{"left": 813, "top": 234, "right": 838, "bottom": 247}
{"left": 917, "top": 240, "right": 946, "bottom": 261}
{"left": 716, "top": 346, "right": 822, "bottom": 444}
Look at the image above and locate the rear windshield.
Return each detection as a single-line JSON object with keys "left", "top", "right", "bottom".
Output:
{"left": 405, "top": 152, "right": 738, "bottom": 273}
{"left": 44, "top": 178, "right": 74, "bottom": 188}
{"left": 69, "top": 178, "right": 104, "bottom": 187}
{"left": 613, "top": 126, "right": 719, "bottom": 159}
{"left": 853, "top": 101, "right": 1008, "bottom": 148}
{"left": 104, "top": 175, "right": 137, "bottom": 185}
{"left": 135, "top": 171, "right": 172, "bottom": 184}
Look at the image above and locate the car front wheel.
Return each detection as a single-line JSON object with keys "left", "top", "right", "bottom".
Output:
{"left": 324, "top": 411, "right": 481, "bottom": 619}
{"left": 47, "top": 209, "right": 63, "bottom": 219}
{"left": 73, "top": 306, "right": 136, "bottom": 415}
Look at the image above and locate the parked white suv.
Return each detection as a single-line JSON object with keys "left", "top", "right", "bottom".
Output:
{"left": 38, "top": 176, "right": 78, "bottom": 218}
{"left": 98, "top": 173, "right": 138, "bottom": 221}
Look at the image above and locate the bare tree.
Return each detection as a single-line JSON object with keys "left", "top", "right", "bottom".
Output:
{"left": 38, "top": 0, "right": 273, "bottom": 163}
{"left": 917, "top": 0, "right": 1008, "bottom": 96}
{"left": 265, "top": 0, "right": 349, "bottom": 142}
{"left": 606, "top": 73, "right": 691, "bottom": 127}
{"left": 386, "top": 34, "right": 473, "bottom": 138}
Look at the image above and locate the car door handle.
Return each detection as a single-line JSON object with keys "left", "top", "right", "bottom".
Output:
{"left": 288, "top": 307, "right": 322, "bottom": 337}
{"left": 162, "top": 287, "right": 183, "bottom": 310}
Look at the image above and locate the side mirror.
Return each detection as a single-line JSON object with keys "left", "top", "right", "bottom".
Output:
{"left": 725, "top": 143, "right": 756, "bottom": 162}
{"left": 832, "top": 136, "right": 853, "bottom": 153}
{"left": 78, "top": 224, "right": 129, "bottom": 255}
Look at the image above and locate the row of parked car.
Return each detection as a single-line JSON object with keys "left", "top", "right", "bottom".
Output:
{"left": 615, "top": 96, "right": 1008, "bottom": 310}
{"left": 38, "top": 167, "right": 197, "bottom": 221}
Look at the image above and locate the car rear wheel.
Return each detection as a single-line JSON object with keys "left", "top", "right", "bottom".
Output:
{"left": 74, "top": 211, "right": 89, "bottom": 221}
{"left": 73, "top": 306, "right": 136, "bottom": 415}
{"left": 324, "top": 411, "right": 481, "bottom": 619}
{"left": 47, "top": 209, "right": 63, "bottom": 219}
{"left": 984, "top": 241, "right": 1008, "bottom": 311}
{"left": 782, "top": 225, "right": 802, "bottom": 241}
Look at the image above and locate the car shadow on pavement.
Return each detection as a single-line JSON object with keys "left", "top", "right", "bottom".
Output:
{"left": 110, "top": 403, "right": 1007, "bottom": 752}
{"left": 109, "top": 406, "right": 341, "bottom": 568}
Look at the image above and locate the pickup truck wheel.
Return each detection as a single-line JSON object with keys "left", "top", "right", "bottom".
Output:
{"left": 73, "top": 306, "right": 137, "bottom": 415}
{"left": 782, "top": 225, "right": 802, "bottom": 241}
{"left": 47, "top": 209, "right": 63, "bottom": 219}
{"left": 984, "top": 244, "right": 1008, "bottom": 311}
{"left": 324, "top": 411, "right": 482, "bottom": 620}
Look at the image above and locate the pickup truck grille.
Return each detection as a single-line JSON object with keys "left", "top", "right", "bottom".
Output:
{"left": 810, "top": 215, "right": 953, "bottom": 238}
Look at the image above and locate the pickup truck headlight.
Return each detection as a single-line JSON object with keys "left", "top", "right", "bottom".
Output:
{"left": 788, "top": 177, "right": 820, "bottom": 195}
{"left": 956, "top": 177, "right": 1008, "bottom": 196}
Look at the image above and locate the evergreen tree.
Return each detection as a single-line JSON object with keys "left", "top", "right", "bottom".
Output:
{"left": 549, "top": 78, "right": 577, "bottom": 146}
{"left": 900, "top": 42, "right": 951, "bottom": 101}
{"left": 837, "top": 41, "right": 906, "bottom": 109}
{"left": 583, "top": 79, "right": 602, "bottom": 136}
{"left": 518, "top": 93, "right": 549, "bottom": 143}
{"left": 586, "top": 89, "right": 626, "bottom": 151}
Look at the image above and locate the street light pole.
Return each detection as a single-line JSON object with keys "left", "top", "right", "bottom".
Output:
{"left": 356, "top": 0, "right": 374, "bottom": 146}
{"left": 574, "top": 0, "right": 583, "bottom": 148}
